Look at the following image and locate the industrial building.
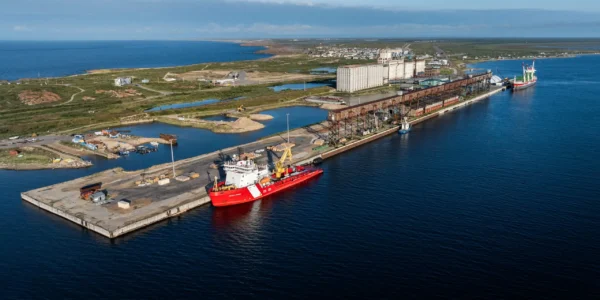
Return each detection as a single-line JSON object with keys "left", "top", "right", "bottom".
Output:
{"left": 337, "top": 64, "right": 384, "bottom": 93}
{"left": 337, "top": 58, "right": 426, "bottom": 93}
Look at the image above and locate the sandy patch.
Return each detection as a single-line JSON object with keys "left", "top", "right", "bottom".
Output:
{"left": 230, "top": 117, "right": 265, "bottom": 131}
{"left": 95, "top": 89, "right": 142, "bottom": 98}
{"left": 249, "top": 114, "right": 273, "bottom": 121}
{"left": 18, "top": 90, "right": 61, "bottom": 105}
{"left": 320, "top": 103, "right": 347, "bottom": 110}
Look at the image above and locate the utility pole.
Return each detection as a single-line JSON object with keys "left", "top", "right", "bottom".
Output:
{"left": 170, "top": 140, "right": 175, "bottom": 178}
{"left": 286, "top": 113, "right": 290, "bottom": 143}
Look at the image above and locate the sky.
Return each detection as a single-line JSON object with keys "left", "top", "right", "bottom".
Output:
{"left": 2, "top": 0, "right": 600, "bottom": 40}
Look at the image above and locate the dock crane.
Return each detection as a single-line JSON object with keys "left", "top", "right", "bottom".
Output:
{"left": 274, "top": 147, "right": 293, "bottom": 179}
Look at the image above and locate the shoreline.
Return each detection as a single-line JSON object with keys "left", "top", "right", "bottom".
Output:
{"left": 4, "top": 40, "right": 274, "bottom": 81}
{"left": 465, "top": 54, "right": 595, "bottom": 68}
{"left": 0, "top": 163, "right": 91, "bottom": 171}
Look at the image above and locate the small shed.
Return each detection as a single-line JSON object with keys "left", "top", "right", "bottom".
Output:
{"left": 91, "top": 191, "right": 106, "bottom": 203}
{"left": 118, "top": 199, "right": 131, "bottom": 209}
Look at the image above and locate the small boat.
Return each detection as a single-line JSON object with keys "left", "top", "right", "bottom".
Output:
{"left": 119, "top": 150, "right": 130, "bottom": 156}
{"left": 136, "top": 146, "right": 150, "bottom": 154}
{"left": 398, "top": 117, "right": 411, "bottom": 135}
{"left": 9, "top": 136, "right": 19, "bottom": 140}
{"left": 150, "top": 141, "right": 159, "bottom": 147}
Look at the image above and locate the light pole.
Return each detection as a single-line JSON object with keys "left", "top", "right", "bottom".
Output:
{"left": 170, "top": 140, "right": 175, "bottom": 178}
{"left": 286, "top": 113, "right": 290, "bottom": 143}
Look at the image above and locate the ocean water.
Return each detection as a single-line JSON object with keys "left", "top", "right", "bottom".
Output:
{"left": 0, "top": 41, "right": 270, "bottom": 80}
{"left": 1, "top": 56, "right": 600, "bottom": 298}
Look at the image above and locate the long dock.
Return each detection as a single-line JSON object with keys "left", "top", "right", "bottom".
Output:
{"left": 21, "top": 88, "right": 504, "bottom": 238}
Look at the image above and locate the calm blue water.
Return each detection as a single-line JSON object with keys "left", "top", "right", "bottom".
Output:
{"left": 2, "top": 57, "right": 600, "bottom": 298}
{"left": 146, "top": 96, "right": 247, "bottom": 112}
{"left": 311, "top": 67, "right": 337, "bottom": 74}
{"left": 269, "top": 80, "right": 336, "bottom": 92}
{"left": 145, "top": 98, "right": 220, "bottom": 112}
{"left": 0, "top": 41, "right": 270, "bottom": 80}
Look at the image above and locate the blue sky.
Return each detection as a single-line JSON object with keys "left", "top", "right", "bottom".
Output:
{"left": 1, "top": 0, "right": 600, "bottom": 39}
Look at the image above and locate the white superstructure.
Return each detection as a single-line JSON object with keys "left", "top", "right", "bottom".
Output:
{"left": 223, "top": 160, "right": 270, "bottom": 188}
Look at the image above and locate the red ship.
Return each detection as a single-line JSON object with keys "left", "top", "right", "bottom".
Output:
{"left": 209, "top": 147, "right": 323, "bottom": 207}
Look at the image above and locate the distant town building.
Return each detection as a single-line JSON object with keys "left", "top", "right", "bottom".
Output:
{"left": 377, "top": 48, "right": 403, "bottom": 64}
{"left": 422, "top": 67, "right": 441, "bottom": 77}
{"left": 114, "top": 77, "right": 132, "bottom": 87}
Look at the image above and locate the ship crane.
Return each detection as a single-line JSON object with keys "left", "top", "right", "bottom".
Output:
{"left": 274, "top": 147, "right": 293, "bottom": 179}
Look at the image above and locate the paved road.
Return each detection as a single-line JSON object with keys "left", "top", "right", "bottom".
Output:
{"left": 0, "top": 135, "right": 72, "bottom": 149}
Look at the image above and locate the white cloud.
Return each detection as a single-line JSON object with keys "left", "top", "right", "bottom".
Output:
{"left": 194, "top": 22, "right": 491, "bottom": 36}
{"left": 225, "top": 0, "right": 319, "bottom": 6}
{"left": 13, "top": 25, "right": 32, "bottom": 32}
{"left": 196, "top": 23, "right": 319, "bottom": 34}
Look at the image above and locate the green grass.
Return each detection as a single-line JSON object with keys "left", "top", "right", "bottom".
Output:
{"left": 0, "top": 147, "right": 55, "bottom": 165}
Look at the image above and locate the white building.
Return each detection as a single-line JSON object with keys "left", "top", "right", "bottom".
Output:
{"left": 383, "top": 60, "right": 405, "bottom": 83}
{"left": 377, "top": 48, "right": 403, "bottom": 64}
{"left": 337, "top": 59, "right": 426, "bottom": 93}
{"left": 337, "top": 64, "right": 384, "bottom": 93}
{"left": 114, "top": 77, "right": 132, "bottom": 87}
{"left": 416, "top": 59, "right": 426, "bottom": 75}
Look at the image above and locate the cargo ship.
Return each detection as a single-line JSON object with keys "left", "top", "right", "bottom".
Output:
{"left": 512, "top": 60, "right": 537, "bottom": 91}
{"left": 209, "top": 147, "right": 323, "bottom": 207}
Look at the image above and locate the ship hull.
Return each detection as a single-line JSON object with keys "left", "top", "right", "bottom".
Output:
{"left": 209, "top": 168, "right": 323, "bottom": 207}
{"left": 513, "top": 80, "right": 537, "bottom": 91}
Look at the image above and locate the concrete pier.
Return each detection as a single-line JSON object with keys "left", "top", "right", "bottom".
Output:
{"left": 22, "top": 88, "right": 503, "bottom": 239}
